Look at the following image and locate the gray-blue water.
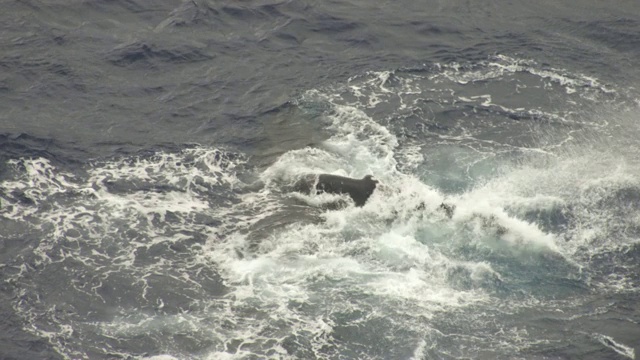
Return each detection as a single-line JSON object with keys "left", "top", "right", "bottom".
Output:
{"left": 1, "top": 1, "right": 640, "bottom": 359}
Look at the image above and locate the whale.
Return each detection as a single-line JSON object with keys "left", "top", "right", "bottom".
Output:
{"left": 291, "top": 174, "right": 515, "bottom": 238}
{"left": 293, "top": 174, "right": 378, "bottom": 207}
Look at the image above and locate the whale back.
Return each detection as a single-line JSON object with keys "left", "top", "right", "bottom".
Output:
{"left": 315, "top": 174, "right": 378, "bottom": 206}
{"left": 292, "top": 174, "right": 378, "bottom": 206}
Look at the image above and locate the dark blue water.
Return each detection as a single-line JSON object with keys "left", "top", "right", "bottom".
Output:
{"left": 2, "top": 1, "right": 640, "bottom": 359}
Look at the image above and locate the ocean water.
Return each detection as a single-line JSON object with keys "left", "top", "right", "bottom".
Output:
{"left": 1, "top": 1, "right": 640, "bottom": 359}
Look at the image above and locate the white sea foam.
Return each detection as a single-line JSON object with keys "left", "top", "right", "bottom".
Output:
{"left": 593, "top": 333, "right": 636, "bottom": 359}
{"left": 1, "top": 147, "right": 250, "bottom": 359}
{"left": 4, "top": 56, "right": 638, "bottom": 359}
{"left": 161, "top": 67, "right": 639, "bottom": 358}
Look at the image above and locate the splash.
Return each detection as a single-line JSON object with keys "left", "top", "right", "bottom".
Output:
{"left": 3, "top": 55, "right": 639, "bottom": 359}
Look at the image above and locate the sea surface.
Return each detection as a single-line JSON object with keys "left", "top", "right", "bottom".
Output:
{"left": 1, "top": 1, "right": 640, "bottom": 359}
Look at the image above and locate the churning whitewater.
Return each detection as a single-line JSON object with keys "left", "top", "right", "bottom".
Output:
{"left": 2, "top": 54, "right": 639, "bottom": 359}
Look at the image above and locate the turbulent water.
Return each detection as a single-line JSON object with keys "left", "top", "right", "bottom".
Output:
{"left": 2, "top": 1, "right": 640, "bottom": 359}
